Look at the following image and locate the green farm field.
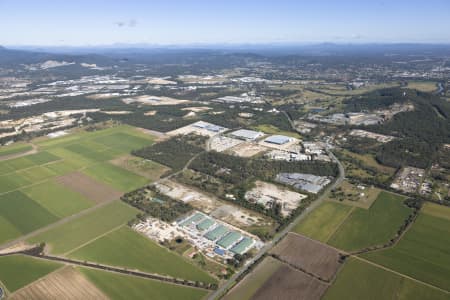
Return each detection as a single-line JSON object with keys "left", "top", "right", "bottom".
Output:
{"left": 252, "top": 124, "right": 301, "bottom": 138}
{"left": 323, "top": 257, "right": 449, "bottom": 300}
{"left": 327, "top": 191, "right": 412, "bottom": 251}
{"left": 0, "top": 191, "right": 58, "bottom": 244}
{"left": 0, "top": 143, "right": 32, "bottom": 158}
{"left": 79, "top": 267, "right": 208, "bottom": 300}
{"left": 22, "top": 181, "right": 94, "bottom": 218}
{"left": 291, "top": 201, "right": 353, "bottom": 242}
{"left": 28, "top": 201, "right": 138, "bottom": 254}
{"left": 223, "top": 256, "right": 283, "bottom": 300}
{"left": 362, "top": 205, "right": 450, "bottom": 291}
{"left": 421, "top": 202, "right": 450, "bottom": 220}
{"left": 0, "top": 255, "right": 62, "bottom": 292}
{"left": 69, "top": 226, "right": 216, "bottom": 284}
{"left": 82, "top": 162, "right": 148, "bottom": 192}
{"left": 0, "top": 216, "right": 21, "bottom": 245}
{"left": 0, "top": 125, "right": 155, "bottom": 247}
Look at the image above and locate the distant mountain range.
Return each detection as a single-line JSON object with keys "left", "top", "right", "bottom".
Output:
{"left": 1, "top": 43, "right": 450, "bottom": 67}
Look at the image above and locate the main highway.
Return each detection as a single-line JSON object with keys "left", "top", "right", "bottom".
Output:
{"left": 208, "top": 149, "right": 345, "bottom": 300}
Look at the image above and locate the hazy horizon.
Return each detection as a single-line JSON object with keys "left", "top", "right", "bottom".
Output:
{"left": 1, "top": 0, "right": 450, "bottom": 46}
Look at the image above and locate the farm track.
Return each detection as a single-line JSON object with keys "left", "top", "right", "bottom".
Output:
{"left": 0, "top": 144, "right": 38, "bottom": 162}
{"left": 0, "top": 199, "right": 119, "bottom": 252}
{"left": 324, "top": 206, "right": 355, "bottom": 243}
{"left": 62, "top": 224, "right": 126, "bottom": 256}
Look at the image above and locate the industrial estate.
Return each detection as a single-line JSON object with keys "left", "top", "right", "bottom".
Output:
{"left": 0, "top": 30, "right": 449, "bottom": 300}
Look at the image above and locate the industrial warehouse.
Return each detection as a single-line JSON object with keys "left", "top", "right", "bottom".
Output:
{"left": 230, "top": 129, "right": 265, "bottom": 141}
{"left": 178, "top": 211, "right": 262, "bottom": 259}
{"left": 133, "top": 211, "right": 263, "bottom": 263}
{"left": 276, "top": 173, "right": 332, "bottom": 194}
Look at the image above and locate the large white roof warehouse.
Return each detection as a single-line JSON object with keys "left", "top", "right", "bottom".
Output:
{"left": 230, "top": 129, "right": 264, "bottom": 140}
{"left": 264, "top": 135, "right": 292, "bottom": 145}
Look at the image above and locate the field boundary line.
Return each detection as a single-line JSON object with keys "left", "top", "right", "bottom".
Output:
{"left": 0, "top": 143, "right": 38, "bottom": 162}
{"left": 289, "top": 232, "right": 348, "bottom": 255}
{"left": 0, "top": 200, "right": 121, "bottom": 251}
{"left": 24, "top": 254, "right": 215, "bottom": 291}
{"left": 0, "top": 157, "right": 64, "bottom": 177}
{"left": 269, "top": 254, "right": 332, "bottom": 285}
{"left": 355, "top": 208, "right": 419, "bottom": 256}
{"left": 0, "top": 160, "right": 68, "bottom": 197}
{"left": 353, "top": 256, "right": 450, "bottom": 294}
{"left": 7, "top": 265, "right": 67, "bottom": 297}
{"left": 324, "top": 206, "right": 355, "bottom": 243}
{"left": 63, "top": 224, "right": 125, "bottom": 256}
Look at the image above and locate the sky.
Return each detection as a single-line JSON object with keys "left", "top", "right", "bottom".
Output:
{"left": 1, "top": 0, "right": 450, "bottom": 46}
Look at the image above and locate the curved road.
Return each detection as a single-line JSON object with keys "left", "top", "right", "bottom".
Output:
{"left": 208, "top": 113, "right": 345, "bottom": 299}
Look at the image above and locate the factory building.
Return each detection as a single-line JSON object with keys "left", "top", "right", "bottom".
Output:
{"left": 230, "top": 129, "right": 264, "bottom": 141}
{"left": 264, "top": 135, "right": 293, "bottom": 145}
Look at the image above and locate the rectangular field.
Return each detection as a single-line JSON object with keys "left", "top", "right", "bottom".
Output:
{"left": 270, "top": 233, "right": 342, "bottom": 281}
{"left": 9, "top": 266, "right": 109, "bottom": 300}
{"left": 250, "top": 263, "right": 328, "bottom": 300}
{"left": 79, "top": 267, "right": 208, "bottom": 300}
{"left": 421, "top": 202, "right": 450, "bottom": 220}
{"left": 0, "top": 174, "right": 31, "bottom": 194}
{"left": 0, "top": 191, "right": 58, "bottom": 237}
{"left": 68, "top": 226, "right": 216, "bottom": 284}
{"left": 0, "top": 125, "right": 156, "bottom": 248}
{"left": 292, "top": 201, "right": 352, "bottom": 242}
{"left": 82, "top": 163, "right": 148, "bottom": 192}
{"left": 22, "top": 180, "right": 95, "bottom": 218}
{"left": 323, "top": 257, "right": 449, "bottom": 300}
{"left": 55, "top": 172, "right": 123, "bottom": 204}
{"left": 28, "top": 201, "right": 138, "bottom": 255}
{"left": 224, "top": 257, "right": 283, "bottom": 300}
{"left": 0, "top": 143, "right": 32, "bottom": 158}
{"left": 0, "top": 255, "right": 62, "bottom": 292}
{"left": 16, "top": 166, "right": 58, "bottom": 182}
{"left": 362, "top": 209, "right": 450, "bottom": 291}
{"left": 0, "top": 216, "right": 22, "bottom": 245}
{"left": 327, "top": 191, "right": 412, "bottom": 252}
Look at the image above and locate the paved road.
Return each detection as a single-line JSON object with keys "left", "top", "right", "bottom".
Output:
{"left": 208, "top": 150, "right": 345, "bottom": 300}
{"left": 208, "top": 111, "right": 345, "bottom": 299}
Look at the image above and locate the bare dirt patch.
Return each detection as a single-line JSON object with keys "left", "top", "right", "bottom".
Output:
{"left": 210, "top": 204, "right": 271, "bottom": 228}
{"left": 144, "top": 110, "right": 157, "bottom": 116}
{"left": 155, "top": 180, "right": 221, "bottom": 213}
{"left": 157, "top": 180, "right": 272, "bottom": 229}
{"left": 101, "top": 111, "right": 132, "bottom": 115}
{"left": 10, "top": 266, "right": 108, "bottom": 300}
{"left": 56, "top": 172, "right": 122, "bottom": 204}
{"left": 250, "top": 263, "right": 328, "bottom": 300}
{"left": 227, "top": 142, "right": 269, "bottom": 157}
{"left": 181, "top": 106, "right": 211, "bottom": 112}
{"left": 246, "top": 181, "right": 307, "bottom": 217}
{"left": 123, "top": 95, "right": 190, "bottom": 106}
{"left": 270, "top": 233, "right": 342, "bottom": 281}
